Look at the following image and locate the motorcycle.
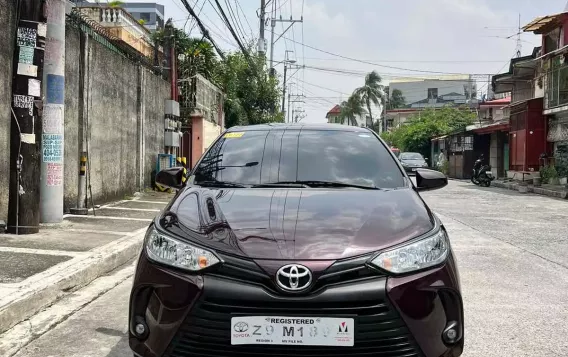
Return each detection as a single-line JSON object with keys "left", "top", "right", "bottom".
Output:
{"left": 471, "top": 156, "right": 495, "bottom": 187}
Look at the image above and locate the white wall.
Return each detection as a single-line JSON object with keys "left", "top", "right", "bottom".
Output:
{"left": 389, "top": 78, "right": 475, "bottom": 105}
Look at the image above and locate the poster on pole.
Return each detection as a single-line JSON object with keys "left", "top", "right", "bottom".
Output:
{"left": 17, "top": 27, "right": 37, "bottom": 47}
{"left": 13, "top": 95, "right": 34, "bottom": 115}
{"left": 46, "top": 163, "right": 63, "bottom": 186}
{"left": 28, "top": 79, "right": 41, "bottom": 97}
{"left": 43, "top": 104, "right": 63, "bottom": 134}
{"left": 19, "top": 46, "right": 35, "bottom": 64}
{"left": 42, "top": 134, "right": 63, "bottom": 163}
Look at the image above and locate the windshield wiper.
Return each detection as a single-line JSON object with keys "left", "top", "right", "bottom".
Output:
{"left": 195, "top": 180, "right": 248, "bottom": 188}
{"left": 252, "top": 182, "right": 309, "bottom": 188}
{"left": 267, "top": 180, "right": 380, "bottom": 190}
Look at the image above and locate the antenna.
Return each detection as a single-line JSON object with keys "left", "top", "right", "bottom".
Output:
{"left": 516, "top": 13, "right": 522, "bottom": 58}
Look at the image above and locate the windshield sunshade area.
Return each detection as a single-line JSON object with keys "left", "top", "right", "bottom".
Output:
{"left": 192, "top": 129, "right": 405, "bottom": 189}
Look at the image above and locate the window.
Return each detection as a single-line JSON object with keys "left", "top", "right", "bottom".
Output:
{"left": 400, "top": 153, "right": 424, "bottom": 160}
{"left": 193, "top": 129, "right": 405, "bottom": 189}
{"left": 139, "top": 12, "right": 151, "bottom": 23}
{"left": 193, "top": 131, "right": 268, "bottom": 185}
{"left": 427, "top": 88, "right": 438, "bottom": 99}
{"left": 296, "top": 130, "right": 404, "bottom": 188}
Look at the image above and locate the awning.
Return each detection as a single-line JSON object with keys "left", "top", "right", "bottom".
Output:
{"left": 523, "top": 12, "right": 568, "bottom": 34}
{"left": 471, "top": 122, "right": 510, "bottom": 134}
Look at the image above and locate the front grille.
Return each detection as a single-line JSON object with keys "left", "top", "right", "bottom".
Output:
{"left": 164, "top": 280, "right": 423, "bottom": 357}
{"left": 210, "top": 253, "right": 385, "bottom": 294}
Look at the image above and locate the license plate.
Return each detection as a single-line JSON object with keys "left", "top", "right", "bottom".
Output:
{"left": 231, "top": 316, "right": 355, "bottom": 346}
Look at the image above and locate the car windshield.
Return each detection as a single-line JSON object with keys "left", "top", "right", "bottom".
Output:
{"left": 192, "top": 129, "right": 405, "bottom": 189}
{"left": 400, "top": 153, "right": 424, "bottom": 160}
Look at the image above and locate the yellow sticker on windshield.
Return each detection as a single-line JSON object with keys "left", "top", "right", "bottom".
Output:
{"left": 224, "top": 132, "right": 244, "bottom": 138}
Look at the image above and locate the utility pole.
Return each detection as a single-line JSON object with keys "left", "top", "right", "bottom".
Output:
{"left": 281, "top": 63, "right": 288, "bottom": 115}
{"left": 40, "top": 0, "right": 67, "bottom": 223}
{"left": 269, "top": 14, "right": 303, "bottom": 76}
{"left": 287, "top": 93, "right": 291, "bottom": 122}
{"left": 258, "top": 0, "right": 266, "bottom": 56}
{"left": 8, "top": 0, "right": 48, "bottom": 234}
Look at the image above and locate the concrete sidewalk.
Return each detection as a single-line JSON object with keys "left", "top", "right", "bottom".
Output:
{"left": 0, "top": 191, "right": 174, "bottom": 334}
{"left": 493, "top": 180, "right": 568, "bottom": 199}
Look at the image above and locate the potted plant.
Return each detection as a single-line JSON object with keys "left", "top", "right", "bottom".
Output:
{"left": 549, "top": 166, "right": 560, "bottom": 185}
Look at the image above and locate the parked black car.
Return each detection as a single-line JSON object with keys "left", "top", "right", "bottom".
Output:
{"left": 399, "top": 152, "right": 429, "bottom": 174}
{"left": 129, "top": 124, "right": 463, "bottom": 357}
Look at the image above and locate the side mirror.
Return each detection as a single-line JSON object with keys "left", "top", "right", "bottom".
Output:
{"left": 155, "top": 167, "right": 186, "bottom": 190}
{"left": 415, "top": 169, "right": 447, "bottom": 192}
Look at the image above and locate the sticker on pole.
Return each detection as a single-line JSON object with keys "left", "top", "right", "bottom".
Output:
{"left": 224, "top": 132, "right": 244, "bottom": 138}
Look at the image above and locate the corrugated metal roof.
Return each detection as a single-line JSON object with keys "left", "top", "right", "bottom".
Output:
{"left": 523, "top": 12, "right": 568, "bottom": 34}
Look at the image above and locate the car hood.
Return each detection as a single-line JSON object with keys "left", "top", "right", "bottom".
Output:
{"left": 166, "top": 187, "right": 434, "bottom": 260}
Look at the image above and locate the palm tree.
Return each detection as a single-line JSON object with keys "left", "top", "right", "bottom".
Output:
{"left": 339, "top": 94, "right": 366, "bottom": 126}
{"left": 354, "top": 71, "right": 384, "bottom": 127}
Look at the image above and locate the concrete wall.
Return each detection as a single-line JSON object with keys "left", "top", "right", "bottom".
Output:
{"left": 63, "top": 26, "right": 169, "bottom": 211}
{"left": 0, "top": 0, "right": 17, "bottom": 222}
{"left": 0, "top": 18, "right": 169, "bottom": 219}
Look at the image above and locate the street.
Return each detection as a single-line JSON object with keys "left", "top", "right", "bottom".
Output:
{"left": 1, "top": 180, "right": 566, "bottom": 357}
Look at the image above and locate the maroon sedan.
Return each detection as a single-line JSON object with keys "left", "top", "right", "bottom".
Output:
{"left": 129, "top": 124, "right": 463, "bottom": 357}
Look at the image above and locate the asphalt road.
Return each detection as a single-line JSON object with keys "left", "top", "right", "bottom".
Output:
{"left": 8, "top": 180, "right": 568, "bottom": 357}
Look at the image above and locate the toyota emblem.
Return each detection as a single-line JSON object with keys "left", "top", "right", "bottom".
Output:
{"left": 276, "top": 264, "right": 312, "bottom": 291}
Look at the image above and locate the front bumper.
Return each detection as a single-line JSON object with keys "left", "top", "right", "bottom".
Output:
{"left": 129, "top": 250, "right": 463, "bottom": 357}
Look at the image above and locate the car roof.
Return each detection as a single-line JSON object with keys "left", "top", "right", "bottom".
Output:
{"left": 225, "top": 123, "right": 373, "bottom": 133}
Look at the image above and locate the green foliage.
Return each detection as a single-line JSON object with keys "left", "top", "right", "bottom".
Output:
{"left": 215, "top": 50, "right": 283, "bottom": 127}
{"left": 108, "top": 0, "right": 123, "bottom": 8}
{"left": 153, "top": 24, "right": 282, "bottom": 128}
{"left": 540, "top": 164, "right": 559, "bottom": 184}
{"left": 389, "top": 89, "right": 405, "bottom": 109}
{"left": 339, "top": 94, "right": 366, "bottom": 126}
{"left": 384, "top": 106, "right": 476, "bottom": 158}
{"left": 554, "top": 145, "right": 568, "bottom": 178}
{"left": 354, "top": 71, "right": 384, "bottom": 124}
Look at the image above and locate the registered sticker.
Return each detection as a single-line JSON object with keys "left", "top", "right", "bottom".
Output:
{"left": 224, "top": 132, "right": 245, "bottom": 138}
{"left": 230, "top": 316, "right": 354, "bottom": 346}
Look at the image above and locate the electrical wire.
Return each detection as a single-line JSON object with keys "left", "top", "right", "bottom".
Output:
{"left": 211, "top": 0, "right": 250, "bottom": 57}
{"left": 269, "top": 29, "right": 495, "bottom": 76}
{"left": 234, "top": 0, "right": 254, "bottom": 38}
{"left": 224, "top": 0, "right": 248, "bottom": 44}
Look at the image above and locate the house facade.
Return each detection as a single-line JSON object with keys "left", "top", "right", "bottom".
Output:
{"left": 76, "top": 6, "right": 156, "bottom": 57}
{"left": 122, "top": 2, "right": 165, "bottom": 32}
{"left": 492, "top": 46, "right": 544, "bottom": 178}
{"left": 384, "top": 75, "right": 478, "bottom": 131}
{"left": 523, "top": 11, "right": 568, "bottom": 181}
{"left": 325, "top": 105, "right": 370, "bottom": 127}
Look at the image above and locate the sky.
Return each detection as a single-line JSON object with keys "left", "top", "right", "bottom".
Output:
{"left": 118, "top": 0, "right": 567, "bottom": 123}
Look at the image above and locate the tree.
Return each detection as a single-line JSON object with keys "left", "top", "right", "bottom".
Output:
{"left": 380, "top": 106, "right": 476, "bottom": 159}
{"left": 215, "top": 49, "right": 283, "bottom": 127}
{"left": 339, "top": 94, "right": 366, "bottom": 126}
{"left": 389, "top": 89, "right": 405, "bottom": 109}
{"left": 354, "top": 71, "right": 384, "bottom": 126}
{"left": 108, "top": 0, "right": 123, "bottom": 8}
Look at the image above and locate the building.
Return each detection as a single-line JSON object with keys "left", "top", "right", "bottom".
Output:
{"left": 75, "top": 5, "right": 156, "bottom": 57}
{"left": 121, "top": 2, "right": 165, "bottom": 32}
{"left": 523, "top": 11, "right": 568, "bottom": 181}
{"left": 325, "top": 105, "right": 371, "bottom": 127}
{"left": 492, "top": 46, "right": 545, "bottom": 178}
{"left": 384, "top": 75, "right": 478, "bottom": 131}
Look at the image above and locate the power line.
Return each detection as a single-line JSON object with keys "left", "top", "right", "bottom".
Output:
{"left": 211, "top": 0, "right": 251, "bottom": 59}
{"left": 224, "top": 0, "right": 249, "bottom": 44}
{"left": 269, "top": 29, "right": 493, "bottom": 76}
{"left": 234, "top": 0, "right": 254, "bottom": 38}
{"left": 179, "top": 0, "right": 226, "bottom": 59}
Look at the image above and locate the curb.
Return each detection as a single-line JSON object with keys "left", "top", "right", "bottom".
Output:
{"left": 0, "top": 227, "right": 147, "bottom": 334}
{"left": 493, "top": 181, "right": 568, "bottom": 199}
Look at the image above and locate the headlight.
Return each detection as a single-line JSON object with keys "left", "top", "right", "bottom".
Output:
{"left": 401, "top": 162, "right": 408, "bottom": 166}
{"left": 370, "top": 229, "right": 449, "bottom": 274}
{"left": 145, "top": 227, "right": 221, "bottom": 271}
